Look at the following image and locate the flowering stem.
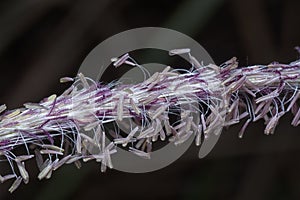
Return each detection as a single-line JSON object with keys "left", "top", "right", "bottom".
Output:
{"left": 0, "top": 49, "right": 300, "bottom": 192}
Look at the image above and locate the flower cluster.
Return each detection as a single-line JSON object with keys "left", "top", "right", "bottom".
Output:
{"left": 0, "top": 49, "right": 300, "bottom": 192}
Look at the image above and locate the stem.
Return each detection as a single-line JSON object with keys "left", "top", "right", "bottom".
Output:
{"left": 0, "top": 50, "right": 300, "bottom": 192}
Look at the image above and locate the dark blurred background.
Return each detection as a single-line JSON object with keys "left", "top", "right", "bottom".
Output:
{"left": 1, "top": 0, "right": 300, "bottom": 199}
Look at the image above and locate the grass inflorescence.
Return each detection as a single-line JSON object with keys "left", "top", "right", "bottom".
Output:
{"left": 0, "top": 48, "right": 300, "bottom": 192}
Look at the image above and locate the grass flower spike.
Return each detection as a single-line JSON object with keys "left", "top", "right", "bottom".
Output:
{"left": 0, "top": 49, "right": 300, "bottom": 192}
